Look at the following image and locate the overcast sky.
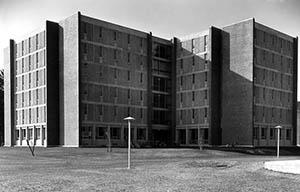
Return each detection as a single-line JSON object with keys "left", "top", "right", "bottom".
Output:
{"left": 0, "top": 0, "right": 299, "bottom": 97}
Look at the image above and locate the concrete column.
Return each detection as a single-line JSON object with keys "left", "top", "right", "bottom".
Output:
{"left": 185, "top": 127, "right": 188, "bottom": 145}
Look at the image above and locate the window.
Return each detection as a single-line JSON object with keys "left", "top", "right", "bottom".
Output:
{"left": 180, "top": 76, "right": 183, "bottom": 86}
{"left": 22, "top": 58, "right": 24, "bottom": 73}
{"left": 204, "top": 108, "right": 207, "bottom": 118}
{"left": 28, "top": 128, "right": 33, "bottom": 139}
{"left": 29, "top": 91, "right": 31, "bottom": 106}
{"left": 270, "top": 128, "right": 275, "bottom": 140}
{"left": 22, "top": 75, "right": 24, "bottom": 90}
{"left": 204, "top": 35, "right": 208, "bottom": 47}
{"left": 127, "top": 34, "right": 130, "bottom": 44}
{"left": 110, "top": 127, "right": 121, "bottom": 139}
{"left": 28, "top": 55, "right": 31, "bottom": 71}
{"left": 83, "top": 44, "right": 87, "bottom": 54}
{"left": 140, "top": 91, "right": 143, "bottom": 101}
{"left": 36, "top": 128, "right": 41, "bottom": 139}
{"left": 99, "top": 27, "right": 102, "bottom": 38}
{"left": 127, "top": 53, "right": 130, "bottom": 63}
{"left": 192, "top": 91, "right": 195, "bottom": 101}
{"left": 35, "top": 34, "right": 38, "bottom": 50}
{"left": 114, "top": 106, "right": 117, "bottom": 116}
{"left": 272, "top": 53, "right": 274, "bottom": 63}
{"left": 263, "top": 32, "right": 266, "bottom": 42}
{"left": 16, "top": 130, "right": 20, "bottom": 140}
{"left": 99, "top": 46, "right": 103, "bottom": 57}
{"left": 140, "top": 108, "right": 143, "bottom": 119}
{"left": 127, "top": 107, "right": 130, "bottom": 116}
{"left": 180, "top": 93, "right": 183, "bottom": 103}
{"left": 127, "top": 71, "right": 130, "bottom": 81}
{"left": 29, "top": 73, "right": 31, "bottom": 88}
{"left": 204, "top": 90, "right": 208, "bottom": 100}
{"left": 286, "top": 129, "right": 291, "bottom": 140}
{"left": 192, "top": 74, "right": 195, "bottom": 84}
{"left": 84, "top": 104, "right": 88, "bottom": 115}
{"left": 96, "top": 127, "right": 105, "bottom": 139}
{"left": 36, "top": 70, "right": 39, "bottom": 86}
{"left": 22, "top": 129, "right": 26, "bottom": 139}
{"left": 205, "top": 72, "right": 208, "bottom": 82}
{"left": 113, "top": 31, "right": 117, "bottom": 41}
{"left": 140, "top": 73, "right": 143, "bottom": 83}
{"left": 22, "top": 93, "right": 24, "bottom": 107}
{"left": 22, "top": 109, "right": 24, "bottom": 124}
{"left": 140, "top": 38, "right": 143, "bottom": 47}
{"left": 21, "top": 41, "right": 24, "bottom": 55}
{"left": 36, "top": 89, "right": 39, "bottom": 104}
{"left": 113, "top": 49, "right": 117, "bottom": 59}
{"left": 192, "top": 109, "right": 195, "bottom": 119}
{"left": 29, "top": 37, "right": 31, "bottom": 51}
{"left": 99, "top": 105, "right": 103, "bottom": 116}
{"left": 180, "top": 59, "right": 183, "bottom": 69}
{"left": 261, "top": 127, "right": 267, "bottom": 139}
{"left": 36, "top": 52, "right": 39, "bottom": 67}
{"left": 137, "top": 128, "right": 146, "bottom": 140}
{"left": 114, "top": 68, "right": 117, "bottom": 79}
{"left": 253, "top": 127, "right": 259, "bottom": 139}
{"left": 128, "top": 89, "right": 130, "bottom": 99}
{"left": 36, "top": 107, "right": 39, "bottom": 122}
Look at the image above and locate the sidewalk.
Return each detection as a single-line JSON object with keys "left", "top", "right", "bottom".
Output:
{"left": 264, "top": 160, "right": 300, "bottom": 174}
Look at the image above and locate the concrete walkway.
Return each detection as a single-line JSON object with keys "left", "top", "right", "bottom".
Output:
{"left": 264, "top": 160, "right": 300, "bottom": 174}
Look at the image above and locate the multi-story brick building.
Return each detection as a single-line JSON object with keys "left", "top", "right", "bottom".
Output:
{"left": 3, "top": 13, "right": 298, "bottom": 147}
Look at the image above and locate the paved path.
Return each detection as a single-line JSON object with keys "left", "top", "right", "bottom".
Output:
{"left": 264, "top": 160, "right": 300, "bottom": 174}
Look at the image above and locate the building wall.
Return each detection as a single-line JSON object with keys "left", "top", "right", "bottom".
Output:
{"left": 13, "top": 29, "right": 47, "bottom": 147}
{"left": 253, "top": 22, "right": 296, "bottom": 146}
{"left": 176, "top": 30, "right": 210, "bottom": 146}
{"left": 221, "top": 19, "right": 254, "bottom": 146}
{"left": 59, "top": 13, "right": 80, "bottom": 147}
{"left": 4, "top": 40, "right": 15, "bottom": 146}
{"left": 79, "top": 15, "right": 150, "bottom": 146}
{"left": 46, "top": 21, "right": 60, "bottom": 146}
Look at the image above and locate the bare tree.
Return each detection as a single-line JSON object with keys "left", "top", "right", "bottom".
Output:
{"left": 26, "top": 139, "right": 36, "bottom": 156}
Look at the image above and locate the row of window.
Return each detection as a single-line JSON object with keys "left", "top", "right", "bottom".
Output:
{"left": 180, "top": 72, "right": 208, "bottom": 86}
{"left": 81, "top": 126, "right": 146, "bottom": 141}
{"left": 255, "top": 48, "right": 293, "bottom": 74}
{"left": 81, "top": 22, "right": 146, "bottom": 50}
{"left": 253, "top": 127, "right": 291, "bottom": 140}
{"left": 16, "top": 31, "right": 45, "bottom": 58}
{"left": 16, "top": 87, "right": 46, "bottom": 108}
{"left": 16, "top": 50, "right": 46, "bottom": 75}
{"left": 16, "top": 106, "right": 46, "bottom": 125}
{"left": 177, "top": 128, "right": 209, "bottom": 145}
{"left": 254, "top": 87, "right": 292, "bottom": 106}
{"left": 181, "top": 35, "right": 208, "bottom": 55}
{"left": 16, "top": 69, "right": 46, "bottom": 92}
{"left": 179, "top": 108, "right": 208, "bottom": 121}
{"left": 82, "top": 104, "right": 145, "bottom": 121}
{"left": 82, "top": 63, "right": 145, "bottom": 84}
{"left": 255, "top": 29, "right": 293, "bottom": 55}
{"left": 15, "top": 126, "right": 46, "bottom": 140}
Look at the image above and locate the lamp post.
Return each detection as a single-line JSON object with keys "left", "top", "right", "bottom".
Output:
{"left": 275, "top": 125, "right": 282, "bottom": 158}
{"left": 124, "top": 116, "right": 135, "bottom": 169}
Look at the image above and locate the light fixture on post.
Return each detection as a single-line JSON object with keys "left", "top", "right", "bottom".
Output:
{"left": 123, "top": 116, "right": 135, "bottom": 169}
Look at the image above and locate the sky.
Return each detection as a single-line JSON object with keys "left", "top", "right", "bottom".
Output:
{"left": 0, "top": 0, "right": 300, "bottom": 97}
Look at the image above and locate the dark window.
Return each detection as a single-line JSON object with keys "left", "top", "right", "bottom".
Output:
{"left": 128, "top": 89, "right": 130, "bottom": 99}
{"left": 140, "top": 91, "right": 143, "bottom": 101}
{"left": 253, "top": 127, "right": 259, "bottom": 139}
{"left": 99, "top": 27, "right": 102, "bottom": 38}
{"left": 204, "top": 90, "right": 208, "bottom": 99}
{"left": 192, "top": 74, "right": 195, "bottom": 84}
{"left": 205, "top": 72, "right": 208, "bottom": 82}
{"left": 140, "top": 73, "right": 143, "bottom": 83}
{"left": 137, "top": 128, "right": 146, "bottom": 140}
{"left": 96, "top": 127, "right": 105, "bottom": 139}
{"left": 128, "top": 71, "right": 130, "bottom": 81}
{"left": 128, "top": 53, "right": 130, "bottom": 63}
{"left": 113, "top": 31, "right": 117, "bottom": 41}
{"left": 286, "top": 129, "right": 291, "bottom": 140}
{"left": 270, "top": 128, "right": 275, "bottom": 140}
{"left": 192, "top": 91, "right": 195, "bottom": 101}
{"left": 180, "top": 59, "right": 183, "bottom": 69}
{"left": 140, "top": 38, "right": 143, "bottom": 47}
{"left": 204, "top": 108, "right": 207, "bottom": 118}
{"left": 99, "top": 46, "right": 103, "bottom": 57}
{"left": 113, "top": 49, "right": 117, "bottom": 59}
{"left": 110, "top": 127, "right": 121, "bottom": 140}
{"left": 127, "top": 34, "right": 130, "bottom": 44}
{"left": 192, "top": 56, "right": 195, "bottom": 66}
{"left": 192, "top": 109, "right": 195, "bottom": 119}
{"left": 180, "top": 76, "right": 183, "bottom": 86}
{"left": 114, "top": 68, "right": 117, "bottom": 79}
{"left": 261, "top": 127, "right": 267, "bottom": 139}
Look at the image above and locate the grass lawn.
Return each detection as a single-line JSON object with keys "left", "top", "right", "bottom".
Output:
{"left": 0, "top": 147, "right": 300, "bottom": 192}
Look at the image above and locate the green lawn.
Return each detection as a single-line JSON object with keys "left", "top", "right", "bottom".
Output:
{"left": 0, "top": 147, "right": 299, "bottom": 192}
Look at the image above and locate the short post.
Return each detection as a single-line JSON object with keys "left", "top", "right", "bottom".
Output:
{"left": 124, "top": 117, "right": 135, "bottom": 169}
{"left": 275, "top": 125, "right": 282, "bottom": 158}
